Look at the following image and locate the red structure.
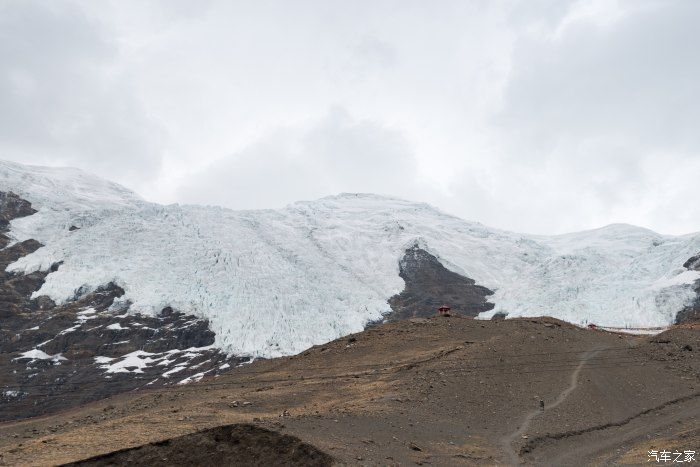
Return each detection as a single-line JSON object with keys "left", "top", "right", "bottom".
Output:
{"left": 437, "top": 305, "right": 451, "bottom": 317}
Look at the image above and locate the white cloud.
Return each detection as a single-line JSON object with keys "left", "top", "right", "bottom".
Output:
{"left": 485, "top": 0, "right": 700, "bottom": 233}
{"left": 178, "top": 108, "right": 422, "bottom": 209}
{"left": 1, "top": 0, "right": 698, "bottom": 235}
{"left": 0, "top": 0, "right": 165, "bottom": 183}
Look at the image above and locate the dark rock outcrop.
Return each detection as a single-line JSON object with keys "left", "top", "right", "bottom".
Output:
{"left": 0, "top": 191, "right": 36, "bottom": 248}
{"left": 676, "top": 254, "right": 700, "bottom": 324}
{"left": 387, "top": 245, "right": 494, "bottom": 320}
{"left": 0, "top": 192, "right": 46, "bottom": 318}
{"left": 683, "top": 254, "right": 700, "bottom": 270}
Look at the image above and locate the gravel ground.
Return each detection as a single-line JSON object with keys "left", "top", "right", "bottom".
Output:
{"left": 0, "top": 317, "right": 697, "bottom": 466}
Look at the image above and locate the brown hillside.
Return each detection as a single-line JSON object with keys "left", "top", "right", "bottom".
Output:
{"left": 0, "top": 317, "right": 697, "bottom": 466}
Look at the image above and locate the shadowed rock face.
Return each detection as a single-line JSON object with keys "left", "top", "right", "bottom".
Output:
{"left": 683, "top": 254, "right": 700, "bottom": 270}
{"left": 676, "top": 254, "right": 700, "bottom": 324}
{"left": 0, "top": 192, "right": 244, "bottom": 422}
{"left": 0, "top": 191, "right": 35, "bottom": 248}
{"left": 0, "top": 239, "right": 49, "bottom": 318}
{"left": 387, "top": 245, "right": 495, "bottom": 320}
{"left": 63, "top": 424, "right": 335, "bottom": 467}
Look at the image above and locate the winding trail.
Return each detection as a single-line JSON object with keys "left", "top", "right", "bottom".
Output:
{"left": 501, "top": 347, "right": 602, "bottom": 465}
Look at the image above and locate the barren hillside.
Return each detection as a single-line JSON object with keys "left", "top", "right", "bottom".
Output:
{"left": 1, "top": 317, "right": 697, "bottom": 465}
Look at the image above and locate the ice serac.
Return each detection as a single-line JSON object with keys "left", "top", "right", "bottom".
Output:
{"left": 2, "top": 161, "right": 700, "bottom": 359}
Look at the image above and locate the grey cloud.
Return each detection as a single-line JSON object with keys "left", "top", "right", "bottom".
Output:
{"left": 499, "top": 0, "right": 700, "bottom": 155}
{"left": 1, "top": 0, "right": 699, "bottom": 235}
{"left": 179, "top": 108, "right": 420, "bottom": 209}
{"left": 467, "top": 0, "right": 700, "bottom": 233}
{"left": 354, "top": 35, "right": 397, "bottom": 69}
{"left": 0, "top": 0, "right": 163, "bottom": 184}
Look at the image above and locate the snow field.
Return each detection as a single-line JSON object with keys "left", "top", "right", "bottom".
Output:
{"left": 2, "top": 161, "right": 699, "bottom": 358}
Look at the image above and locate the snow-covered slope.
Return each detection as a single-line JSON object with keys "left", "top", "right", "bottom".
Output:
{"left": 2, "top": 160, "right": 699, "bottom": 357}
{"left": 0, "top": 160, "right": 144, "bottom": 246}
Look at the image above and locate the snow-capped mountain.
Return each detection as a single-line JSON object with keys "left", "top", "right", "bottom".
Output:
{"left": 2, "top": 160, "right": 700, "bottom": 358}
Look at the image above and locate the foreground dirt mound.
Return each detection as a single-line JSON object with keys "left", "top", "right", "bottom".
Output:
{"left": 64, "top": 424, "right": 333, "bottom": 467}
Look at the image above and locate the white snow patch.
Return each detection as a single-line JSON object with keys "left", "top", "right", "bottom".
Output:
{"left": 59, "top": 325, "right": 81, "bottom": 335}
{"left": 76, "top": 308, "right": 97, "bottom": 324}
{"left": 94, "top": 356, "right": 115, "bottom": 364}
{"left": 100, "top": 350, "right": 155, "bottom": 374}
{"left": 15, "top": 349, "right": 67, "bottom": 363}
{"left": 182, "top": 345, "right": 215, "bottom": 352}
{"left": 190, "top": 359, "right": 211, "bottom": 369}
{"left": 598, "top": 327, "right": 667, "bottom": 335}
{"left": 105, "top": 323, "right": 126, "bottom": 330}
{"left": 177, "top": 372, "right": 206, "bottom": 385}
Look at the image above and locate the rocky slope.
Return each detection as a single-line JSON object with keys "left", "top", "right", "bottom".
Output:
{"left": 387, "top": 244, "right": 494, "bottom": 320}
{"left": 0, "top": 191, "right": 242, "bottom": 421}
{"left": 0, "top": 317, "right": 696, "bottom": 466}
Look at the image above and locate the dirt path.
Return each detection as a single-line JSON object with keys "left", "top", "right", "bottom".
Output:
{"left": 501, "top": 347, "right": 601, "bottom": 464}
{"left": 535, "top": 392, "right": 700, "bottom": 465}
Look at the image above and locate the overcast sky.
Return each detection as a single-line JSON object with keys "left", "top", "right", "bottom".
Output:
{"left": 1, "top": 0, "right": 698, "bottom": 235}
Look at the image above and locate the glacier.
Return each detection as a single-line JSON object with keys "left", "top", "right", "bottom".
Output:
{"left": 2, "top": 159, "right": 699, "bottom": 358}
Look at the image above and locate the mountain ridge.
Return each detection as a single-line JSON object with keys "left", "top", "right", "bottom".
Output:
{"left": 1, "top": 159, "right": 699, "bottom": 360}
